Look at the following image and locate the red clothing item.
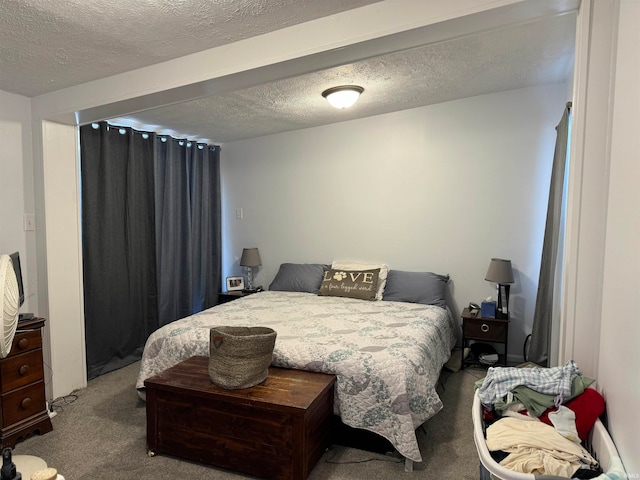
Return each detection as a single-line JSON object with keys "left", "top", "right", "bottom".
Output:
{"left": 539, "top": 388, "right": 605, "bottom": 440}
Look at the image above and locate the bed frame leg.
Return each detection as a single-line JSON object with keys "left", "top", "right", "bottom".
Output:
{"left": 404, "top": 458, "right": 413, "bottom": 472}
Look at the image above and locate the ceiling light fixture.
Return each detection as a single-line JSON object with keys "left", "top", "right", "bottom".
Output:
{"left": 322, "top": 85, "right": 364, "bottom": 109}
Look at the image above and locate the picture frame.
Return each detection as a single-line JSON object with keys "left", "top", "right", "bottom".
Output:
{"left": 226, "top": 276, "right": 245, "bottom": 291}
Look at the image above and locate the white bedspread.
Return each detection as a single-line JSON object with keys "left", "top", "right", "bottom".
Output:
{"left": 136, "top": 291, "right": 456, "bottom": 462}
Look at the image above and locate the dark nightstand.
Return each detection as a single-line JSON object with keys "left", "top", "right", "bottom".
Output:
{"left": 217, "top": 290, "right": 256, "bottom": 305}
{"left": 461, "top": 307, "right": 509, "bottom": 369}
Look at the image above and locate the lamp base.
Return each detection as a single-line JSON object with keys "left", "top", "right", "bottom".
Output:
{"left": 496, "top": 284, "right": 510, "bottom": 319}
{"left": 246, "top": 267, "right": 255, "bottom": 291}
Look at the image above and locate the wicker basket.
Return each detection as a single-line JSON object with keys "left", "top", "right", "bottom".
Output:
{"left": 209, "top": 326, "right": 277, "bottom": 389}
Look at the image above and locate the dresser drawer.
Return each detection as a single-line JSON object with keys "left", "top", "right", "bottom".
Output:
{"left": 9, "top": 329, "right": 42, "bottom": 357}
{"left": 0, "top": 350, "right": 45, "bottom": 393}
{"left": 464, "top": 319, "right": 507, "bottom": 342}
{"left": 1, "top": 381, "right": 47, "bottom": 426}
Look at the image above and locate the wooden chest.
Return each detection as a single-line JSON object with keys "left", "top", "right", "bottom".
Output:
{"left": 145, "top": 356, "right": 336, "bottom": 480}
{"left": 0, "top": 318, "right": 53, "bottom": 448}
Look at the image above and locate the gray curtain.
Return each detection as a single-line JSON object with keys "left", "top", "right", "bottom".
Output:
{"left": 529, "top": 102, "right": 572, "bottom": 365}
{"left": 81, "top": 124, "right": 222, "bottom": 379}
{"left": 80, "top": 123, "right": 158, "bottom": 379}
{"left": 154, "top": 138, "right": 221, "bottom": 326}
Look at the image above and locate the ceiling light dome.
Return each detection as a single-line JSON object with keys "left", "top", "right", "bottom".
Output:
{"left": 322, "top": 85, "right": 364, "bottom": 109}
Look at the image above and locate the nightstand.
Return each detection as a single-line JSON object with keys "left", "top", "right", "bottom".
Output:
{"left": 217, "top": 290, "right": 255, "bottom": 305}
{"left": 460, "top": 307, "right": 509, "bottom": 369}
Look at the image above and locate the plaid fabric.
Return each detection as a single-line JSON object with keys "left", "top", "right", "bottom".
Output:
{"left": 477, "top": 360, "right": 582, "bottom": 406}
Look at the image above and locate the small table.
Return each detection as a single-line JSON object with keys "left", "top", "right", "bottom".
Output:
{"left": 217, "top": 290, "right": 255, "bottom": 305}
{"left": 145, "top": 356, "right": 336, "bottom": 480}
{"left": 460, "top": 307, "right": 509, "bottom": 369}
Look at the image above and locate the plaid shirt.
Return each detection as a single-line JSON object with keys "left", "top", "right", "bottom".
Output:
{"left": 477, "top": 360, "right": 581, "bottom": 406}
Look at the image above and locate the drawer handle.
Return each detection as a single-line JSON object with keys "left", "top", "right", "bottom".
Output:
{"left": 18, "top": 338, "right": 29, "bottom": 350}
{"left": 21, "top": 397, "right": 32, "bottom": 410}
{"left": 19, "top": 365, "right": 30, "bottom": 376}
{"left": 481, "top": 323, "right": 490, "bottom": 333}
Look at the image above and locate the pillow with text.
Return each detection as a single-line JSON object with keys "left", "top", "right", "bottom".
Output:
{"left": 319, "top": 268, "right": 380, "bottom": 301}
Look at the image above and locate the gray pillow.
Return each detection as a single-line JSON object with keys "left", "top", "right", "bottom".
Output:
{"left": 382, "top": 270, "right": 449, "bottom": 308}
{"left": 269, "top": 263, "right": 328, "bottom": 293}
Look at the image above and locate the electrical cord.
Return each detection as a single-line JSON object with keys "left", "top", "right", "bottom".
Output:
{"left": 323, "top": 448, "right": 403, "bottom": 465}
{"left": 49, "top": 394, "right": 78, "bottom": 414}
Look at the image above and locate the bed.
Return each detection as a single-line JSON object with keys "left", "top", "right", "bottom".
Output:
{"left": 136, "top": 263, "right": 456, "bottom": 464}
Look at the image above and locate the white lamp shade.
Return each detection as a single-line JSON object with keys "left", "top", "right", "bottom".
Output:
{"left": 322, "top": 86, "right": 364, "bottom": 109}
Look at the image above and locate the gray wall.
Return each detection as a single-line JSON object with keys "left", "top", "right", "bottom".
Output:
{"left": 222, "top": 84, "right": 567, "bottom": 362}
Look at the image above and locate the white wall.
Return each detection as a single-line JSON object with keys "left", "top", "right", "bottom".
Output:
{"left": 597, "top": 0, "right": 640, "bottom": 474}
{"left": 0, "top": 92, "right": 85, "bottom": 399}
{"left": 39, "top": 121, "right": 87, "bottom": 398}
{"left": 561, "top": 0, "right": 617, "bottom": 380}
{"left": 0, "top": 90, "right": 54, "bottom": 395}
{"left": 222, "top": 84, "right": 567, "bottom": 361}
{"left": 0, "top": 90, "right": 37, "bottom": 315}
{"left": 560, "top": 0, "right": 639, "bottom": 474}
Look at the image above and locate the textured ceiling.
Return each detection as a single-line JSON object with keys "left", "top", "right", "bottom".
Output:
{"left": 0, "top": 0, "right": 381, "bottom": 96}
{"left": 0, "top": 0, "right": 577, "bottom": 144}
{"left": 114, "top": 12, "right": 576, "bottom": 143}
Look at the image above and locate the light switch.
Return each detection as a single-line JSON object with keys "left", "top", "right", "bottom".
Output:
{"left": 236, "top": 208, "right": 243, "bottom": 220}
{"left": 24, "top": 213, "right": 36, "bottom": 231}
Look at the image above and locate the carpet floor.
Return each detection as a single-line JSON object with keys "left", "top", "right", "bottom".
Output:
{"left": 14, "top": 359, "right": 487, "bottom": 480}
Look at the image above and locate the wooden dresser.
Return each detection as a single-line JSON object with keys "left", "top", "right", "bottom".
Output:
{"left": 0, "top": 317, "right": 53, "bottom": 448}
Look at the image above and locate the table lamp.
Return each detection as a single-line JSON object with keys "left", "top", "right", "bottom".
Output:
{"left": 240, "top": 248, "right": 262, "bottom": 292}
{"left": 485, "top": 258, "right": 514, "bottom": 319}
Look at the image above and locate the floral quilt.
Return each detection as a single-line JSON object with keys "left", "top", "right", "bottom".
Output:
{"left": 136, "top": 291, "right": 456, "bottom": 462}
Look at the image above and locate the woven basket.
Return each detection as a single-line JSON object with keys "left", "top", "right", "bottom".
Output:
{"left": 209, "top": 326, "right": 277, "bottom": 389}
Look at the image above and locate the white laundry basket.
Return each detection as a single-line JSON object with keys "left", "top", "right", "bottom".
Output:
{"left": 472, "top": 390, "right": 625, "bottom": 480}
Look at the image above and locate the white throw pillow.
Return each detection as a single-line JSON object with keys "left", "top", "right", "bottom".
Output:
{"left": 331, "top": 261, "right": 388, "bottom": 300}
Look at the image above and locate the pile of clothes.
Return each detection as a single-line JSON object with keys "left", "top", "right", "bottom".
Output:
{"left": 476, "top": 360, "right": 621, "bottom": 479}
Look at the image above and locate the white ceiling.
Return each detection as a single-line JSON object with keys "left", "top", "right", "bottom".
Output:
{"left": 0, "top": 0, "right": 577, "bottom": 144}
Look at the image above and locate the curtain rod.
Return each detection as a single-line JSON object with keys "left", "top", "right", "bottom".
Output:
{"left": 100, "top": 121, "right": 220, "bottom": 149}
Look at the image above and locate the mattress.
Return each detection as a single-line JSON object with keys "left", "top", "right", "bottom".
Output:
{"left": 136, "top": 291, "right": 456, "bottom": 462}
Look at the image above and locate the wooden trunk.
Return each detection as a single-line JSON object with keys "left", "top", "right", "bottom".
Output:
{"left": 145, "top": 356, "right": 335, "bottom": 480}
